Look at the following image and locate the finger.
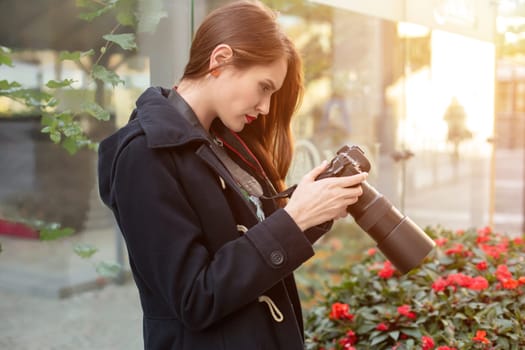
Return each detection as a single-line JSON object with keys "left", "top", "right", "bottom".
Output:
{"left": 337, "top": 210, "right": 349, "bottom": 219}
{"left": 303, "top": 160, "right": 329, "bottom": 181}
{"left": 337, "top": 172, "right": 368, "bottom": 187}
{"left": 341, "top": 185, "right": 363, "bottom": 198}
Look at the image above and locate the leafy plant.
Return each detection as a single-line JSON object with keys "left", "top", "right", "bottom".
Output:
{"left": 295, "top": 219, "right": 374, "bottom": 307}
{"left": 304, "top": 226, "right": 525, "bottom": 350}
{"left": 0, "top": 0, "right": 139, "bottom": 155}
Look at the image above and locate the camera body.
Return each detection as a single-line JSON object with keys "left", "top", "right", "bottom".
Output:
{"left": 317, "top": 145, "right": 435, "bottom": 274}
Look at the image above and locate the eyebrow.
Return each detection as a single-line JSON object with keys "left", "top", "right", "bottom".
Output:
{"left": 263, "top": 79, "right": 277, "bottom": 91}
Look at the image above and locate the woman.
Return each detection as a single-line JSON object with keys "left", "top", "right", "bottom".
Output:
{"left": 98, "top": 1, "right": 366, "bottom": 349}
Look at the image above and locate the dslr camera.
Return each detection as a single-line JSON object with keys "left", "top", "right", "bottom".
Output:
{"left": 317, "top": 145, "right": 435, "bottom": 274}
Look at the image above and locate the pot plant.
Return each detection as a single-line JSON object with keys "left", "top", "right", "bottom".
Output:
{"left": 304, "top": 226, "right": 525, "bottom": 350}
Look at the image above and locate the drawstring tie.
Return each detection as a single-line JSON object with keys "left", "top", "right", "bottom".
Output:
{"left": 258, "top": 295, "right": 284, "bottom": 323}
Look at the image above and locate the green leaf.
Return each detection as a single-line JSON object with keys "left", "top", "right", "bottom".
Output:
{"left": 369, "top": 333, "right": 389, "bottom": 346}
{"left": 41, "top": 114, "right": 55, "bottom": 127}
{"left": 91, "top": 64, "right": 124, "bottom": 87}
{"left": 81, "top": 101, "right": 111, "bottom": 121}
{"left": 5, "top": 89, "right": 53, "bottom": 108}
{"left": 62, "top": 137, "right": 80, "bottom": 155}
{"left": 116, "top": 2, "right": 136, "bottom": 27}
{"left": 39, "top": 226, "right": 75, "bottom": 241}
{"left": 388, "top": 330, "right": 400, "bottom": 341}
{"left": 58, "top": 49, "right": 95, "bottom": 62}
{"left": 0, "top": 80, "right": 21, "bottom": 92}
{"left": 45, "top": 79, "right": 76, "bottom": 89}
{"left": 62, "top": 124, "right": 82, "bottom": 137}
{"left": 88, "top": 141, "right": 99, "bottom": 152}
{"left": 356, "top": 323, "right": 379, "bottom": 334}
{"left": 0, "top": 46, "right": 13, "bottom": 67}
{"left": 46, "top": 97, "right": 59, "bottom": 108}
{"left": 453, "top": 312, "right": 467, "bottom": 320}
{"left": 405, "top": 338, "right": 416, "bottom": 350}
{"left": 117, "top": 12, "right": 135, "bottom": 26}
{"left": 79, "top": 8, "right": 111, "bottom": 21}
{"left": 95, "top": 261, "right": 122, "bottom": 278}
{"left": 50, "top": 131, "right": 61, "bottom": 144}
{"left": 76, "top": 0, "right": 118, "bottom": 22}
{"left": 493, "top": 318, "right": 515, "bottom": 334}
{"left": 74, "top": 243, "right": 98, "bottom": 259}
{"left": 400, "top": 327, "right": 422, "bottom": 339}
{"left": 103, "top": 33, "right": 137, "bottom": 50}
{"left": 137, "top": 0, "right": 167, "bottom": 33}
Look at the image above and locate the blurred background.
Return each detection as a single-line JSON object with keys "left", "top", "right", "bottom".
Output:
{"left": 0, "top": 0, "right": 524, "bottom": 349}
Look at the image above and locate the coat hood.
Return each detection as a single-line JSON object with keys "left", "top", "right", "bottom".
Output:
{"left": 97, "top": 87, "right": 208, "bottom": 208}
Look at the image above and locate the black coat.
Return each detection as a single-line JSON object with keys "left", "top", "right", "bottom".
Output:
{"left": 98, "top": 87, "right": 329, "bottom": 350}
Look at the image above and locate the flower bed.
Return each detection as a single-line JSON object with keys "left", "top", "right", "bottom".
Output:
{"left": 304, "top": 226, "right": 525, "bottom": 350}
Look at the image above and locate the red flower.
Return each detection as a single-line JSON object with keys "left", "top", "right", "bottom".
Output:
{"left": 476, "top": 261, "right": 488, "bottom": 271}
{"left": 367, "top": 248, "right": 377, "bottom": 256}
{"left": 376, "top": 322, "right": 389, "bottom": 331}
{"left": 447, "top": 273, "right": 472, "bottom": 287}
{"left": 445, "top": 243, "right": 464, "bottom": 256}
{"left": 338, "top": 330, "right": 358, "bottom": 349}
{"left": 432, "top": 273, "right": 488, "bottom": 292}
{"left": 502, "top": 278, "right": 519, "bottom": 289}
{"left": 437, "top": 347, "right": 457, "bottom": 350}
{"left": 495, "top": 264, "right": 518, "bottom": 289}
{"left": 477, "top": 226, "right": 492, "bottom": 235}
{"left": 475, "top": 226, "right": 493, "bottom": 244}
{"left": 468, "top": 276, "right": 489, "bottom": 291}
{"left": 397, "top": 305, "right": 416, "bottom": 319}
{"left": 378, "top": 261, "right": 395, "bottom": 279}
{"left": 472, "top": 330, "right": 491, "bottom": 344}
{"left": 329, "top": 302, "right": 354, "bottom": 321}
{"left": 432, "top": 277, "right": 448, "bottom": 292}
{"left": 421, "top": 336, "right": 435, "bottom": 350}
{"left": 434, "top": 237, "right": 448, "bottom": 246}
{"left": 481, "top": 243, "right": 508, "bottom": 259}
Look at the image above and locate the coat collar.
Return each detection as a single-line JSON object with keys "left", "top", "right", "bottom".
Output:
{"left": 135, "top": 86, "right": 208, "bottom": 149}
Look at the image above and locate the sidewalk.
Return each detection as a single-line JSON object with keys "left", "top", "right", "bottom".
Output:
{"left": 0, "top": 225, "right": 143, "bottom": 350}
{"left": 0, "top": 282, "right": 142, "bottom": 350}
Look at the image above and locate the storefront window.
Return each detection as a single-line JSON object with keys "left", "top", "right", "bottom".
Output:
{"left": 261, "top": 1, "right": 501, "bottom": 233}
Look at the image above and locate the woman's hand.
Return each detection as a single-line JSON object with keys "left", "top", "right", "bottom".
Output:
{"left": 284, "top": 161, "right": 367, "bottom": 231}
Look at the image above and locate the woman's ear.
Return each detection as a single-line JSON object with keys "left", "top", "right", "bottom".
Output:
{"left": 209, "top": 44, "right": 233, "bottom": 71}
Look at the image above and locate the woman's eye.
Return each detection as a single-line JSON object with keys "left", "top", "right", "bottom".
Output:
{"left": 261, "top": 84, "right": 270, "bottom": 93}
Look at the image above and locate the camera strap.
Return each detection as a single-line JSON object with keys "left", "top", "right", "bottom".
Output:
{"left": 261, "top": 184, "right": 297, "bottom": 200}
{"left": 167, "top": 88, "right": 266, "bottom": 221}
{"left": 208, "top": 136, "right": 266, "bottom": 222}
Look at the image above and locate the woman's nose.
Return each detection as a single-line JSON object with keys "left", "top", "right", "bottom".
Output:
{"left": 256, "top": 95, "right": 271, "bottom": 115}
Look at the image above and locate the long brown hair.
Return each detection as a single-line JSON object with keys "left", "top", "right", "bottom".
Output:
{"left": 182, "top": 0, "right": 304, "bottom": 194}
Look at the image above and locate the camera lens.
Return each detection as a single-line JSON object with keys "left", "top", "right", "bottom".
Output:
{"left": 348, "top": 183, "right": 435, "bottom": 273}
{"left": 318, "top": 145, "right": 435, "bottom": 274}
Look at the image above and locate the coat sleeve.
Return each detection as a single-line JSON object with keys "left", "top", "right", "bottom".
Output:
{"left": 304, "top": 220, "right": 333, "bottom": 244}
{"left": 112, "top": 137, "right": 315, "bottom": 331}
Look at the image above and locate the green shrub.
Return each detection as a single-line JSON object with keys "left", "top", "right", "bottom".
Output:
{"left": 304, "top": 226, "right": 525, "bottom": 350}
{"left": 296, "top": 219, "right": 374, "bottom": 307}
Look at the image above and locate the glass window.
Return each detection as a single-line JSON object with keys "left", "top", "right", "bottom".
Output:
{"left": 1, "top": 1, "right": 523, "bottom": 348}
